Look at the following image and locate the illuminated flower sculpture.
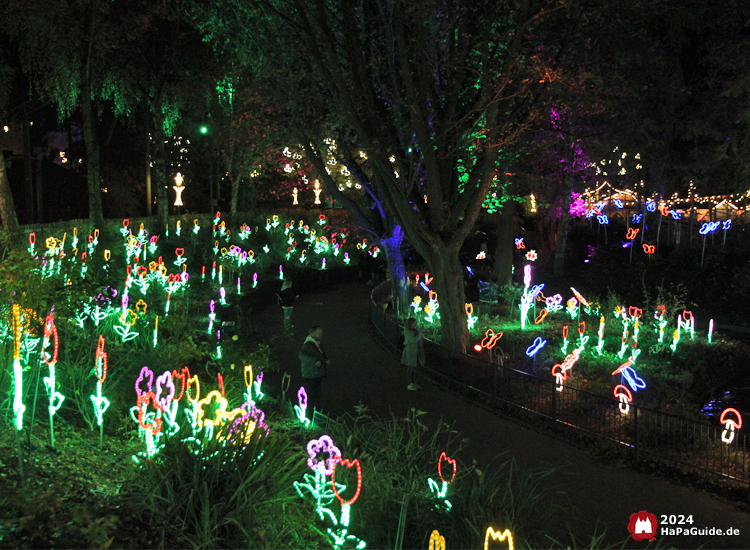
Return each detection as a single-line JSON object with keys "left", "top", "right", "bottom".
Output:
{"left": 428, "top": 452, "right": 457, "bottom": 510}
{"left": 307, "top": 435, "right": 342, "bottom": 476}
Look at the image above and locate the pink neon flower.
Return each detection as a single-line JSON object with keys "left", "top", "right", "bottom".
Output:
{"left": 306, "top": 435, "right": 342, "bottom": 475}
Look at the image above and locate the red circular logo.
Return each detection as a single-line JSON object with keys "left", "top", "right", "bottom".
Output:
{"left": 627, "top": 510, "right": 658, "bottom": 541}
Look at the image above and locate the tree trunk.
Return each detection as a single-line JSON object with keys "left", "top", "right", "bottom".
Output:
{"left": 81, "top": 70, "right": 104, "bottom": 227}
{"left": 553, "top": 176, "right": 572, "bottom": 277}
{"left": 494, "top": 201, "right": 515, "bottom": 287}
{"left": 422, "top": 246, "right": 468, "bottom": 352}
{"left": 381, "top": 224, "right": 408, "bottom": 316}
{"left": 0, "top": 153, "right": 22, "bottom": 249}
{"left": 152, "top": 110, "right": 168, "bottom": 235}
{"left": 23, "top": 109, "right": 34, "bottom": 223}
{"left": 145, "top": 110, "right": 152, "bottom": 217}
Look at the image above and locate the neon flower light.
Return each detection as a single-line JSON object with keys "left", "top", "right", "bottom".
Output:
{"left": 91, "top": 335, "right": 110, "bottom": 445}
{"left": 720, "top": 408, "right": 743, "bottom": 444}
{"left": 295, "top": 387, "right": 311, "bottom": 427}
{"left": 577, "top": 321, "right": 587, "bottom": 350}
{"left": 546, "top": 294, "right": 563, "bottom": 313}
{"left": 596, "top": 316, "right": 606, "bottom": 355}
{"left": 515, "top": 238, "right": 525, "bottom": 249}
{"left": 484, "top": 527, "right": 514, "bottom": 550}
{"left": 42, "top": 312, "right": 64, "bottom": 447}
{"left": 307, "top": 435, "right": 342, "bottom": 475}
{"left": 655, "top": 305, "right": 667, "bottom": 343}
{"left": 680, "top": 310, "right": 695, "bottom": 340}
{"left": 429, "top": 530, "right": 446, "bottom": 550}
{"left": 466, "top": 303, "right": 477, "bottom": 330}
{"left": 12, "top": 304, "right": 25, "bottom": 430}
{"left": 566, "top": 297, "right": 578, "bottom": 320}
{"left": 195, "top": 390, "right": 228, "bottom": 440}
{"left": 254, "top": 372, "right": 264, "bottom": 401}
{"left": 332, "top": 457, "right": 362, "bottom": 506}
{"left": 428, "top": 451, "right": 457, "bottom": 511}
{"left": 670, "top": 327, "right": 680, "bottom": 352}
{"left": 243, "top": 364, "right": 254, "bottom": 405}
{"left": 526, "top": 337, "right": 546, "bottom": 357}
{"left": 327, "top": 457, "right": 366, "bottom": 547}
{"left": 208, "top": 300, "right": 216, "bottom": 334}
{"left": 614, "top": 385, "right": 633, "bottom": 415}
{"left": 525, "top": 250, "right": 538, "bottom": 261}
{"left": 561, "top": 325, "right": 569, "bottom": 354}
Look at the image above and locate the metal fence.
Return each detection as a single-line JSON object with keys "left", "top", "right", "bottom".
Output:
{"left": 371, "top": 298, "right": 750, "bottom": 488}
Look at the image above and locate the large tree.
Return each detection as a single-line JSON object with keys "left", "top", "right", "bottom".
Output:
{"left": 3, "top": 0, "right": 133, "bottom": 227}
{"left": 196, "top": 0, "right": 573, "bottom": 350}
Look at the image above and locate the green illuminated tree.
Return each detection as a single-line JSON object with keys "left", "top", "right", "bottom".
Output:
{"left": 3, "top": 0, "right": 134, "bottom": 227}
{"left": 195, "top": 0, "right": 574, "bottom": 351}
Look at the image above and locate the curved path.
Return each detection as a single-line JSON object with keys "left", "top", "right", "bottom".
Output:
{"left": 253, "top": 280, "right": 750, "bottom": 548}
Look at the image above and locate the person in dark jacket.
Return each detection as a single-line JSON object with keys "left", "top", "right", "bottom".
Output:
{"left": 402, "top": 318, "right": 424, "bottom": 390}
{"left": 278, "top": 279, "right": 297, "bottom": 335}
{"left": 299, "top": 325, "right": 329, "bottom": 411}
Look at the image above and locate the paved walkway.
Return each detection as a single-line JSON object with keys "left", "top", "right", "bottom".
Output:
{"left": 254, "top": 281, "right": 750, "bottom": 549}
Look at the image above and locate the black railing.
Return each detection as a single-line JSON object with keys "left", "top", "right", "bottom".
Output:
{"left": 371, "top": 297, "right": 750, "bottom": 487}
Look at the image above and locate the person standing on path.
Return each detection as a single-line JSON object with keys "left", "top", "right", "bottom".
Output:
{"left": 402, "top": 318, "right": 424, "bottom": 390}
{"left": 299, "top": 326, "right": 329, "bottom": 412}
{"left": 278, "top": 278, "right": 297, "bottom": 335}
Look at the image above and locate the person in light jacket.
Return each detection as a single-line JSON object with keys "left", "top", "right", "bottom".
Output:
{"left": 402, "top": 318, "right": 424, "bottom": 390}
{"left": 299, "top": 325, "right": 329, "bottom": 411}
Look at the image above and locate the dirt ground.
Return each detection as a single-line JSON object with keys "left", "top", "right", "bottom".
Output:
{"left": 255, "top": 280, "right": 750, "bottom": 549}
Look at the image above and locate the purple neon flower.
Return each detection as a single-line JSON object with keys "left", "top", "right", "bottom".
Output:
{"left": 135, "top": 366, "right": 154, "bottom": 397}
{"left": 306, "top": 435, "right": 341, "bottom": 475}
{"left": 155, "top": 370, "right": 175, "bottom": 411}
